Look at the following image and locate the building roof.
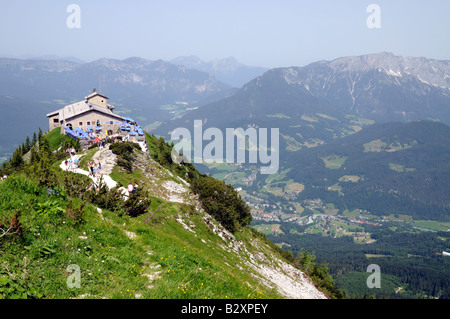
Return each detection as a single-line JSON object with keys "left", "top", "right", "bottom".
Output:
{"left": 85, "top": 90, "right": 109, "bottom": 100}
{"left": 46, "top": 100, "right": 124, "bottom": 122}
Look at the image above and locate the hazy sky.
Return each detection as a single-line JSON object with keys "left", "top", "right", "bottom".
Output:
{"left": 1, "top": 0, "right": 449, "bottom": 68}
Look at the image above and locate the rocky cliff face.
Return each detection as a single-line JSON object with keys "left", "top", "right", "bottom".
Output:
{"left": 271, "top": 52, "right": 450, "bottom": 122}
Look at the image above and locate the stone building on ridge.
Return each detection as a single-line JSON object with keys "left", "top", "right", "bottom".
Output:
{"left": 46, "top": 89, "right": 125, "bottom": 136}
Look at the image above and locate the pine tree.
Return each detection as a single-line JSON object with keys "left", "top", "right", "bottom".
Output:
{"left": 29, "top": 146, "right": 38, "bottom": 164}
{"left": 38, "top": 127, "right": 43, "bottom": 143}
{"left": 9, "top": 148, "right": 24, "bottom": 168}
{"left": 34, "top": 136, "right": 56, "bottom": 187}
{"left": 25, "top": 136, "right": 31, "bottom": 153}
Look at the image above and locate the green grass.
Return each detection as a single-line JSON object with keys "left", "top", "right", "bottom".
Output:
{"left": 363, "top": 139, "right": 387, "bottom": 152}
{"left": 414, "top": 220, "right": 450, "bottom": 232}
{"left": 316, "top": 113, "right": 339, "bottom": 121}
{"left": 328, "top": 183, "right": 343, "bottom": 195}
{"left": 47, "top": 128, "right": 64, "bottom": 151}
{"left": 252, "top": 224, "right": 283, "bottom": 236}
{"left": 110, "top": 167, "right": 146, "bottom": 188}
{"left": 339, "top": 175, "right": 361, "bottom": 183}
{"left": 0, "top": 175, "right": 150, "bottom": 299}
{"left": 281, "top": 133, "right": 303, "bottom": 152}
{"left": 0, "top": 173, "right": 284, "bottom": 299}
{"left": 301, "top": 114, "right": 319, "bottom": 122}
{"left": 267, "top": 113, "right": 291, "bottom": 119}
{"left": 389, "top": 163, "right": 416, "bottom": 173}
{"left": 364, "top": 139, "right": 417, "bottom": 153}
{"left": 322, "top": 155, "right": 348, "bottom": 169}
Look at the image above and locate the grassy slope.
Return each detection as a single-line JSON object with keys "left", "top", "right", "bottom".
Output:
{"left": 1, "top": 130, "right": 320, "bottom": 299}
{"left": 0, "top": 173, "right": 292, "bottom": 299}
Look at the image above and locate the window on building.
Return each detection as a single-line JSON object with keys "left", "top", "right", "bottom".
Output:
{"left": 53, "top": 119, "right": 59, "bottom": 123}
{"left": 79, "top": 122, "right": 83, "bottom": 126}
{"left": 87, "top": 121, "right": 91, "bottom": 125}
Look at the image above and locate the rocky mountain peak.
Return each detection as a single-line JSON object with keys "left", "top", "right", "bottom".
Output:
{"left": 326, "top": 52, "right": 450, "bottom": 89}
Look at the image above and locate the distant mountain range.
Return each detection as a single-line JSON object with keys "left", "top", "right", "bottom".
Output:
{"left": 2, "top": 52, "right": 450, "bottom": 165}
{"left": 170, "top": 56, "right": 268, "bottom": 87}
{"left": 0, "top": 56, "right": 236, "bottom": 161}
{"left": 279, "top": 52, "right": 450, "bottom": 123}
{"left": 0, "top": 56, "right": 233, "bottom": 107}
{"left": 159, "top": 52, "right": 450, "bottom": 136}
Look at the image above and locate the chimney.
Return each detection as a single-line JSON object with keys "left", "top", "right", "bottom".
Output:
{"left": 93, "top": 88, "right": 97, "bottom": 93}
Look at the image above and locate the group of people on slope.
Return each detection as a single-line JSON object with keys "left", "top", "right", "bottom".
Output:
{"left": 97, "top": 139, "right": 107, "bottom": 149}
{"left": 87, "top": 161, "right": 102, "bottom": 178}
{"left": 64, "top": 156, "right": 79, "bottom": 172}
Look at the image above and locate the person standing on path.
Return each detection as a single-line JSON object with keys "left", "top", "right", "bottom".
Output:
{"left": 128, "top": 182, "right": 134, "bottom": 194}
{"left": 88, "top": 161, "right": 94, "bottom": 177}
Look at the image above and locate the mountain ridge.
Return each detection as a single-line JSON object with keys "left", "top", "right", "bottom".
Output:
{"left": 170, "top": 55, "right": 268, "bottom": 87}
{"left": 157, "top": 52, "right": 450, "bottom": 139}
{"left": 0, "top": 127, "right": 334, "bottom": 299}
